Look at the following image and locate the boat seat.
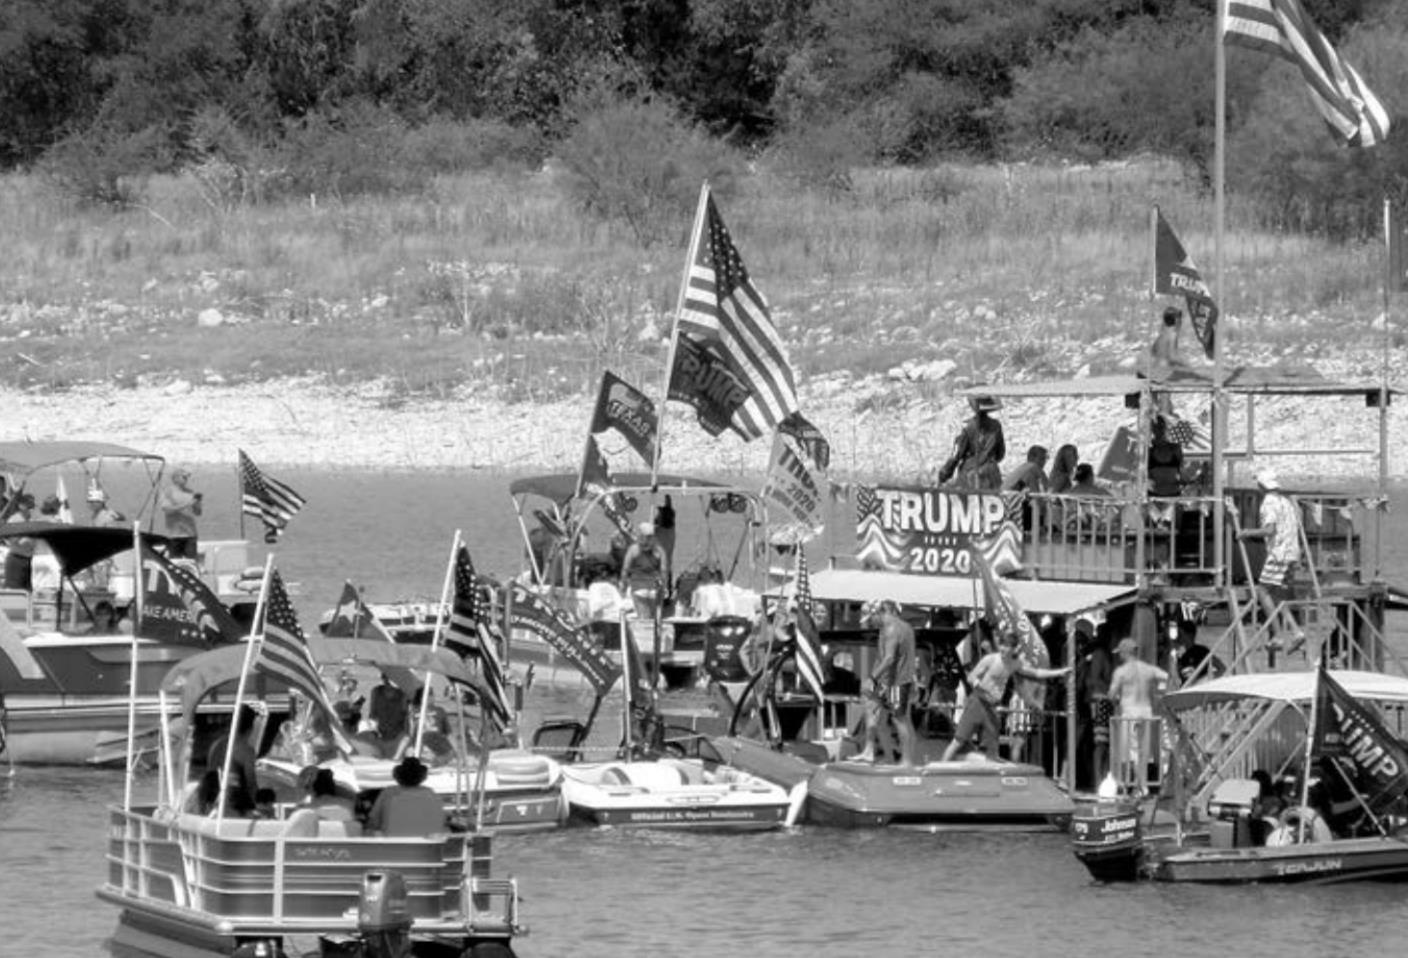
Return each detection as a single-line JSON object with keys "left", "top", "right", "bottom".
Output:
{"left": 599, "top": 762, "right": 690, "bottom": 788}
{"left": 0, "top": 588, "right": 32, "bottom": 628}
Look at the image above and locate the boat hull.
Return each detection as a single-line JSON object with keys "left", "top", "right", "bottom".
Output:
{"left": 560, "top": 759, "right": 790, "bottom": 831}
{"left": 1153, "top": 836, "right": 1408, "bottom": 884}
{"left": 711, "top": 736, "right": 1073, "bottom": 830}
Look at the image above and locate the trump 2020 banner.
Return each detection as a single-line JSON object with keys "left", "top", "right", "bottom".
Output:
{"left": 762, "top": 432, "right": 826, "bottom": 545}
{"left": 856, "top": 484, "right": 1007, "bottom": 575}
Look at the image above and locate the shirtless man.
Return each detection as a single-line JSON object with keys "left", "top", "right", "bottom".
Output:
{"left": 1107, "top": 637, "right": 1169, "bottom": 793}
{"left": 618, "top": 521, "right": 671, "bottom": 620}
{"left": 852, "top": 600, "right": 918, "bottom": 766}
{"left": 941, "top": 631, "right": 1071, "bottom": 761}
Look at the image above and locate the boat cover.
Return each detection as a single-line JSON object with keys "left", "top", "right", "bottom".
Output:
{"left": 804, "top": 567, "right": 1134, "bottom": 615}
{"left": 0, "top": 441, "right": 164, "bottom": 477}
{"left": 0, "top": 522, "right": 167, "bottom": 574}
{"left": 509, "top": 472, "right": 745, "bottom": 501}
{"left": 1163, "top": 670, "right": 1408, "bottom": 711}
{"left": 161, "top": 636, "right": 486, "bottom": 722}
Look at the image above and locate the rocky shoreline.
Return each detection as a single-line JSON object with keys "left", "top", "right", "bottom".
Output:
{"left": 3, "top": 358, "right": 1402, "bottom": 486}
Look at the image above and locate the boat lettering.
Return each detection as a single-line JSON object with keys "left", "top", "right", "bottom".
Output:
{"left": 290, "top": 846, "right": 352, "bottom": 862}
{"left": 626, "top": 808, "right": 769, "bottom": 823}
{"left": 1273, "top": 859, "right": 1342, "bottom": 876}
{"left": 664, "top": 795, "right": 722, "bottom": 806}
{"left": 1000, "top": 777, "right": 1028, "bottom": 787}
{"left": 1101, "top": 817, "right": 1136, "bottom": 832}
{"left": 892, "top": 776, "right": 922, "bottom": 786}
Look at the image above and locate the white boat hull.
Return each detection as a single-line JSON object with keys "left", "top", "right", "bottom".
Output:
{"left": 560, "top": 758, "right": 791, "bottom": 830}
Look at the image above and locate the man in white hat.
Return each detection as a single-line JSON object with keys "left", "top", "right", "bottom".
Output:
{"left": 618, "top": 520, "right": 670, "bottom": 620}
{"left": 1237, "top": 469, "right": 1305, "bottom": 651}
{"left": 87, "top": 484, "right": 125, "bottom": 527}
{"left": 160, "top": 466, "right": 203, "bottom": 560}
{"left": 937, "top": 394, "right": 1006, "bottom": 490}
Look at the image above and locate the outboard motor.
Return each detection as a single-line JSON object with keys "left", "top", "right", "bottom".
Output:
{"left": 232, "top": 941, "right": 287, "bottom": 958}
{"left": 357, "top": 870, "right": 412, "bottom": 958}
{"left": 1071, "top": 800, "right": 1144, "bottom": 882}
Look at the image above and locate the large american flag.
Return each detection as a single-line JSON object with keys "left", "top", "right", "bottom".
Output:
{"left": 677, "top": 188, "right": 798, "bottom": 440}
{"left": 255, "top": 569, "right": 338, "bottom": 717}
{"left": 1224, "top": 0, "right": 1389, "bottom": 147}
{"left": 790, "top": 550, "right": 827, "bottom": 701}
{"left": 448, "top": 546, "right": 512, "bottom": 726}
{"left": 239, "top": 450, "right": 307, "bottom": 542}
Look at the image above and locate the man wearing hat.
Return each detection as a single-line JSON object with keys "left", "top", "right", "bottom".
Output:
{"left": 1107, "top": 636, "right": 1168, "bottom": 795}
{"left": 1237, "top": 469, "right": 1305, "bottom": 651}
{"left": 2, "top": 492, "right": 37, "bottom": 589}
{"left": 619, "top": 520, "right": 670, "bottom": 621}
{"left": 937, "top": 394, "right": 1006, "bottom": 490}
{"left": 160, "top": 466, "right": 203, "bottom": 560}
{"left": 87, "top": 484, "right": 125, "bottom": 527}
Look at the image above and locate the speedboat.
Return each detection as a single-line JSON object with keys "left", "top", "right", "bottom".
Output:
{"left": 0, "top": 522, "right": 246, "bottom": 764}
{"left": 557, "top": 755, "right": 796, "bottom": 829}
{"left": 97, "top": 636, "right": 522, "bottom": 958}
{"left": 1072, "top": 668, "right": 1408, "bottom": 884}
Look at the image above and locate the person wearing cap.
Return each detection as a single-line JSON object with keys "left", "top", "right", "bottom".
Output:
{"left": 160, "top": 467, "right": 203, "bottom": 560}
{"left": 1107, "top": 636, "right": 1168, "bottom": 795}
{"left": 1237, "top": 469, "right": 1306, "bottom": 652}
{"left": 852, "top": 599, "right": 918, "bottom": 766}
{"left": 937, "top": 394, "right": 1006, "bottom": 490}
{"left": 941, "top": 628, "right": 1071, "bottom": 762}
{"left": 87, "top": 485, "right": 125, "bottom": 527}
{"left": 618, "top": 520, "right": 670, "bottom": 620}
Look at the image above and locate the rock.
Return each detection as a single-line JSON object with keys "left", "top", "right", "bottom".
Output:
{"left": 163, "top": 379, "right": 193, "bottom": 396}
{"left": 197, "top": 308, "right": 224, "bottom": 328}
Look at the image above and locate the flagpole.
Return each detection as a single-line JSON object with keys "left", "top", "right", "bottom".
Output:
{"left": 651, "top": 181, "right": 711, "bottom": 486}
{"left": 1297, "top": 659, "right": 1324, "bottom": 844}
{"left": 417, "top": 529, "right": 461, "bottom": 755}
{"left": 1211, "top": 0, "right": 1228, "bottom": 588}
{"left": 574, "top": 376, "right": 606, "bottom": 512}
{"left": 619, "top": 605, "right": 632, "bottom": 756}
{"left": 1377, "top": 198, "right": 1391, "bottom": 581}
{"left": 216, "top": 554, "right": 275, "bottom": 825}
{"left": 123, "top": 520, "right": 143, "bottom": 810}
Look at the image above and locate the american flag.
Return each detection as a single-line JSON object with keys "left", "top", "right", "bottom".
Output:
{"left": 676, "top": 187, "right": 798, "bottom": 440}
{"left": 448, "top": 546, "right": 512, "bottom": 726}
{"left": 239, "top": 450, "right": 307, "bottom": 542}
{"left": 1224, "top": 0, "right": 1389, "bottom": 147}
{"left": 255, "top": 569, "right": 338, "bottom": 717}
{"left": 790, "top": 550, "right": 827, "bottom": 701}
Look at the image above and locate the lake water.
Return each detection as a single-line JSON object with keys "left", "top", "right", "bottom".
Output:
{"left": 4, "top": 469, "right": 1408, "bottom": 957}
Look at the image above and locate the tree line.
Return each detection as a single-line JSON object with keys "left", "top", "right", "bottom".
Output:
{"left": 2, "top": 0, "right": 1404, "bottom": 237}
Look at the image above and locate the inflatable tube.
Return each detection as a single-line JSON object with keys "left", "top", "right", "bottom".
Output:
{"left": 1266, "top": 806, "right": 1334, "bottom": 846}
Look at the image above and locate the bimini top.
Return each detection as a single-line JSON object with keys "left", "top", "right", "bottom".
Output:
{"left": 959, "top": 365, "right": 1399, "bottom": 399}
{"left": 0, "top": 522, "right": 167, "bottom": 575}
{"left": 509, "top": 472, "right": 749, "bottom": 503}
{"left": 803, "top": 567, "right": 1135, "bottom": 616}
{"left": 0, "top": 441, "right": 165, "bottom": 478}
{"left": 161, "top": 636, "right": 486, "bottom": 724}
{"left": 1163, "top": 670, "right": 1408, "bottom": 712}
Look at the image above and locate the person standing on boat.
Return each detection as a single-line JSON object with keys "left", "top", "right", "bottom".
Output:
{"left": 937, "top": 395, "right": 1006, "bottom": 490}
{"left": 941, "top": 631, "right": 1071, "bottom": 762}
{"left": 160, "top": 467, "right": 203, "bottom": 561}
{"left": 3, "top": 493, "right": 36, "bottom": 589}
{"left": 206, "top": 705, "right": 261, "bottom": 811}
{"left": 619, "top": 521, "right": 671, "bottom": 619}
{"left": 1106, "top": 638, "right": 1168, "bottom": 795}
{"left": 853, "top": 600, "right": 918, "bottom": 766}
{"left": 1074, "top": 619, "right": 1113, "bottom": 790}
{"left": 1237, "top": 469, "right": 1306, "bottom": 652}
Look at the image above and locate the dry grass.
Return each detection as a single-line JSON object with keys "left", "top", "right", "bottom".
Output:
{"left": 0, "top": 159, "right": 1393, "bottom": 400}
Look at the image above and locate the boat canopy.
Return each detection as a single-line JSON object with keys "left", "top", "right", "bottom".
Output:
{"left": 1163, "top": 669, "right": 1408, "bottom": 712}
{"left": 804, "top": 567, "right": 1135, "bottom": 616}
{"left": 0, "top": 522, "right": 167, "bottom": 575}
{"left": 161, "top": 637, "right": 487, "bottom": 724}
{"left": 0, "top": 440, "right": 165, "bottom": 477}
{"left": 509, "top": 472, "right": 745, "bottom": 503}
{"left": 959, "top": 365, "right": 1399, "bottom": 399}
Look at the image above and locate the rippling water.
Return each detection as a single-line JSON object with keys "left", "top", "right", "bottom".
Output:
{"left": 4, "top": 470, "right": 1408, "bottom": 957}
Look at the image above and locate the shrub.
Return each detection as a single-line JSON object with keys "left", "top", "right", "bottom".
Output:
{"left": 39, "top": 124, "right": 169, "bottom": 207}
{"left": 269, "top": 100, "right": 423, "bottom": 200}
{"left": 401, "top": 118, "right": 549, "bottom": 176}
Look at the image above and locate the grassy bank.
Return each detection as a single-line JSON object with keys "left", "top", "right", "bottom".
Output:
{"left": 0, "top": 159, "right": 1395, "bottom": 404}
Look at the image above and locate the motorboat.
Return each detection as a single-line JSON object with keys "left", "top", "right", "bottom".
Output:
{"left": 97, "top": 635, "right": 522, "bottom": 958}
{"left": 557, "top": 755, "right": 795, "bottom": 829}
{"left": 0, "top": 522, "right": 246, "bottom": 764}
{"left": 506, "top": 472, "right": 767, "bottom": 690}
{"left": 1072, "top": 668, "right": 1408, "bottom": 884}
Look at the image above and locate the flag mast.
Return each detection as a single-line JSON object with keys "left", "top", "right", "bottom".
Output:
{"left": 1211, "top": 0, "right": 1229, "bottom": 587}
{"left": 651, "top": 182, "right": 711, "bottom": 486}
{"left": 416, "top": 529, "right": 462, "bottom": 754}
{"left": 1377, "top": 198, "right": 1392, "bottom": 581}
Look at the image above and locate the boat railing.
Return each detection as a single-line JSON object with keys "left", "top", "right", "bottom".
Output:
{"left": 103, "top": 805, "right": 518, "bottom": 936}
{"left": 1019, "top": 489, "right": 1375, "bottom": 587}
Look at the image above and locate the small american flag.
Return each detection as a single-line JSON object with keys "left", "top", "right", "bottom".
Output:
{"left": 448, "top": 546, "right": 512, "bottom": 726}
{"left": 790, "top": 550, "right": 827, "bottom": 701}
{"left": 676, "top": 187, "right": 798, "bottom": 440}
{"left": 239, "top": 450, "right": 307, "bottom": 543}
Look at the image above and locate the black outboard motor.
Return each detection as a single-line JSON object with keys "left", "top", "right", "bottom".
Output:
{"left": 232, "top": 941, "right": 287, "bottom": 958}
{"left": 357, "top": 870, "right": 412, "bottom": 958}
{"left": 1071, "top": 800, "right": 1145, "bottom": 882}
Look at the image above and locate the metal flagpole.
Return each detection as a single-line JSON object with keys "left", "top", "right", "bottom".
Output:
{"left": 1296, "top": 660, "right": 1324, "bottom": 844}
{"left": 1377, "top": 198, "right": 1392, "bottom": 581}
{"left": 216, "top": 554, "right": 275, "bottom": 825}
{"left": 650, "top": 181, "right": 711, "bottom": 486}
{"left": 416, "top": 530, "right": 461, "bottom": 755}
{"left": 1211, "top": 0, "right": 1229, "bottom": 589}
{"left": 619, "top": 605, "right": 633, "bottom": 755}
{"left": 123, "top": 520, "right": 143, "bottom": 810}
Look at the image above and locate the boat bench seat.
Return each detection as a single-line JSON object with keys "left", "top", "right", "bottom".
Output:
{"left": 174, "top": 812, "right": 361, "bottom": 839}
